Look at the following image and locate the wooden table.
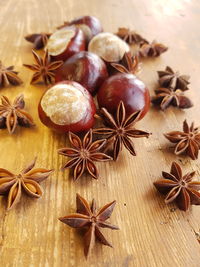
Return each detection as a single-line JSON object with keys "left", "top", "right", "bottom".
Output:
{"left": 1, "top": 0, "right": 200, "bottom": 266}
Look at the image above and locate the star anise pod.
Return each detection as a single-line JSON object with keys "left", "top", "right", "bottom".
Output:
{"left": 0, "top": 158, "right": 53, "bottom": 210}
{"left": 116, "top": 27, "right": 148, "bottom": 45}
{"left": 59, "top": 194, "right": 119, "bottom": 258}
{"left": 25, "top": 32, "right": 51, "bottom": 49}
{"left": 111, "top": 52, "right": 139, "bottom": 74}
{"left": 158, "top": 66, "right": 190, "bottom": 91}
{"left": 56, "top": 21, "right": 69, "bottom": 30}
{"left": 0, "top": 61, "right": 22, "bottom": 87}
{"left": 23, "top": 50, "right": 63, "bottom": 85}
{"left": 58, "top": 130, "right": 112, "bottom": 181}
{"left": 139, "top": 40, "right": 168, "bottom": 57}
{"left": 0, "top": 94, "right": 35, "bottom": 134}
{"left": 151, "top": 87, "right": 193, "bottom": 110}
{"left": 154, "top": 162, "right": 200, "bottom": 211}
{"left": 93, "top": 101, "right": 150, "bottom": 161}
{"left": 164, "top": 120, "right": 200, "bottom": 160}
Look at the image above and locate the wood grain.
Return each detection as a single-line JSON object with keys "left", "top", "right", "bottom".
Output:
{"left": 0, "top": 0, "right": 200, "bottom": 266}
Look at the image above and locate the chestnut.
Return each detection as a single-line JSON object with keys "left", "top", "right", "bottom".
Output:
{"left": 67, "top": 15, "right": 103, "bottom": 42}
{"left": 88, "top": 32, "right": 130, "bottom": 63}
{"left": 46, "top": 26, "right": 85, "bottom": 61}
{"left": 97, "top": 73, "right": 150, "bottom": 121}
{"left": 38, "top": 81, "right": 96, "bottom": 133}
{"left": 55, "top": 51, "right": 108, "bottom": 94}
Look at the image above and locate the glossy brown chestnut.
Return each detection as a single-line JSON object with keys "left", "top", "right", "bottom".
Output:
{"left": 67, "top": 15, "right": 103, "bottom": 42}
{"left": 46, "top": 26, "right": 85, "bottom": 61}
{"left": 38, "top": 81, "right": 96, "bottom": 133}
{"left": 55, "top": 51, "right": 108, "bottom": 94}
{"left": 88, "top": 32, "right": 130, "bottom": 63}
{"left": 97, "top": 73, "right": 150, "bottom": 120}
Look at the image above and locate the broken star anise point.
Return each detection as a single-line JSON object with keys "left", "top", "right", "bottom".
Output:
{"left": 0, "top": 94, "right": 35, "bottom": 134}
{"left": 164, "top": 120, "right": 200, "bottom": 160}
{"left": 58, "top": 129, "right": 112, "bottom": 181}
{"left": 93, "top": 101, "right": 150, "bottom": 161}
{"left": 59, "top": 193, "right": 119, "bottom": 258}
{"left": 0, "top": 157, "right": 54, "bottom": 210}
{"left": 157, "top": 66, "right": 190, "bottom": 91}
{"left": 154, "top": 162, "right": 200, "bottom": 211}
{"left": 25, "top": 32, "right": 51, "bottom": 50}
{"left": 0, "top": 61, "right": 23, "bottom": 87}
{"left": 23, "top": 49, "right": 63, "bottom": 85}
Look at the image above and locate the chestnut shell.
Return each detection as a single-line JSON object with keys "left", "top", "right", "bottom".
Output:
{"left": 38, "top": 81, "right": 96, "bottom": 133}
{"left": 97, "top": 73, "right": 150, "bottom": 120}
{"left": 55, "top": 51, "right": 108, "bottom": 94}
{"left": 48, "top": 27, "right": 86, "bottom": 61}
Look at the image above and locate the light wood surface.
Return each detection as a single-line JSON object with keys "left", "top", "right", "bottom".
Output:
{"left": 0, "top": 0, "right": 200, "bottom": 266}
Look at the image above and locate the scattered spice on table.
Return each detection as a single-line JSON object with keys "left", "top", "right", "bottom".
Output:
{"left": 0, "top": 61, "right": 22, "bottom": 87}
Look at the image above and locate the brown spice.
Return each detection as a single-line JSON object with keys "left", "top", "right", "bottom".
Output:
{"left": 0, "top": 61, "right": 22, "bottom": 87}
{"left": 25, "top": 33, "right": 51, "bottom": 49}
{"left": 154, "top": 162, "right": 200, "bottom": 211}
{"left": 0, "top": 158, "right": 53, "bottom": 210}
{"left": 59, "top": 194, "right": 119, "bottom": 258}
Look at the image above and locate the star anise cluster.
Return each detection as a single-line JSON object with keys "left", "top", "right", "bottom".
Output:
{"left": 58, "top": 130, "right": 112, "bottom": 181}
{"left": 23, "top": 50, "right": 63, "bottom": 84}
{"left": 0, "top": 94, "right": 34, "bottom": 134}
{"left": 93, "top": 101, "right": 150, "bottom": 161}
{"left": 154, "top": 162, "right": 200, "bottom": 211}
{"left": 59, "top": 194, "right": 119, "bottom": 258}
{"left": 164, "top": 120, "right": 200, "bottom": 160}
{"left": 116, "top": 27, "right": 148, "bottom": 45}
{"left": 152, "top": 66, "right": 192, "bottom": 110}
{"left": 25, "top": 32, "right": 51, "bottom": 50}
{"left": 0, "top": 61, "right": 22, "bottom": 87}
{"left": 138, "top": 40, "right": 168, "bottom": 57}
{"left": 0, "top": 158, "right": 53, "bottom": 210}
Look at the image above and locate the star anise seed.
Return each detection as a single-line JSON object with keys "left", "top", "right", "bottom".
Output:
{"left": 23, "top": 50, "right": 63, "bottom": 85}
{"left": 0, "top": 158, "right": 54, "bottom": 210}
{"left": 58, "top": 130, "right": 112, "bottom": 181}
{"left": 59, "top": 194, "right": 119, "bottom": 258}
{"left": 93, "top": 101, "right": 150, "bottom": 161}
{"left": 0, "top": 61, "right": 22, "bottom": 87}
{"left": 139, "top": 40, "right": 168, "bottom": 57}
{"left": 151, "top": 87, "right": 193, "bottom": 110}
{"left": 25, "top": 32, "right": 51, "bottom": 49}
{"left": 0, "top": 94, "right": 35, "bottom": 134}
{"left": 111, "top": 52, "right": 139, "bottom": 74}
{"left": 154, "top": 162, "right": 200, "bottom": 211}
{"left": 116, "top": 27, "right": 148, "bottom": 45}
{"left": 158, "top": 66, "right": 190, "bottom": 91}
{"left": 164, "top": 120, "right": 200, "bottom": 160}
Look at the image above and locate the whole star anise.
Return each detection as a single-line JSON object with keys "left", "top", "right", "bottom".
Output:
{"left": 59, "top": 194, "right": 119, "bottom": 258}
{"left": 154, "top": 162, "right": 200, "bottom": 211}
{"left": 23, "top": 50, "right": 63, "bottom": 84}
{"left": 0, "top": 94, "right": 35, "bottom": 134}
{"left": 25, "top": 32, "right": 51, "bottom": 49}
{"left": 58, "top": 130, "right": 112, "bottom": 181}
{"left": 116, "top": 27, "right": 148, "bottom": 45}
{"left": 0, "top": 158, "right": 53, "bottom": 210}
{"left": 0, "top": 61, "right": 22, "bottom": 87}
{"left": 138, "top": 40, "right": 168, "bottom": 57}
{"left": 151, "top": 87, "right": 193, "bottom": 110}
{"left": 111, "top": 52, "right": 139, "bottom": 74}
{"left": 158, "top": 66, "right": 190, "bottom": 91}
{"left": 164, "top": 120, "right": 200, "bottom": 160}
{"left": 93, "top": 101, "right": 150, "bottom": 161}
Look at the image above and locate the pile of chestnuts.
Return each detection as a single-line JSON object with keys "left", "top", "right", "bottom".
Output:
{"left": 39, "top": 15, "right": 150, "bottom": 133}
